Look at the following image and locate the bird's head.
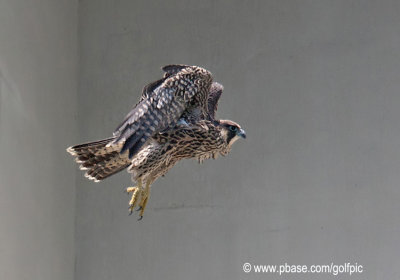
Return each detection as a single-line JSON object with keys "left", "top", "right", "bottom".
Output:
{"left": 219, "top": 120, "right": 246, "bottom": 147}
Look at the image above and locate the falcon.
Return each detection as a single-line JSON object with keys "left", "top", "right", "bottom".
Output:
{"left": 67, "top": 65, "right": 246, "bottom": 219}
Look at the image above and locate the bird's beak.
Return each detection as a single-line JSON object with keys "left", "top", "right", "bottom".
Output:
{"left": 237, "top": 128, "right": 246, "bottom": 139}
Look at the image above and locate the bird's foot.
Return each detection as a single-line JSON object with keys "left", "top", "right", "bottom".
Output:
{"left": 126, "top": 186, "right": 140, "bottom": 215}
{"left": 126, "top": 185, "right": 149, "bottom": 219}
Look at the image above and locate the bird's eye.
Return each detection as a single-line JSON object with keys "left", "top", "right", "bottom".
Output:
{"left": 229, "top": 126, "right": 238, "bottom": 132}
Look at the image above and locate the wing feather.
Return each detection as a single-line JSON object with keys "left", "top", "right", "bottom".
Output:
{"left": 112, "top": 65, "right": 212, "bottom": 158}
{"left": 141, "top": 78, "right": 165, "bottom": 99}
{"left": 207, "top": 82, "right": 224, "bottom": 120}
{"left": 162, "top": 64, "right": 189, "bottom": 77}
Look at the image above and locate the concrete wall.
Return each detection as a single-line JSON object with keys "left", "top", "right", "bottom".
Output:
{"left": 0, "top": 1, "right": 78, "bottom": 280}
{"left": 2, "top": 1, "right": 400, "bottom": 280}
{"left": 76, "top": 1, "right": 400, "bottom": 279}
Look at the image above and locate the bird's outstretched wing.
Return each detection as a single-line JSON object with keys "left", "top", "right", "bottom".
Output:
{"left": 162, "top": 64, "right": 189, "bottom": 78}
{"left": 140, "top": 65, "right": 191, "bottom": 100}
{"left": 112, "top": 65, "right": 213, "bottom": 158}
{"left": 207, "top": 82, "right": 224, "bottom": 120}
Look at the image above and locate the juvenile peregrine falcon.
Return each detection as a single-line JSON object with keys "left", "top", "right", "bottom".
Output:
{"left": 67, "top": 65, "right": 246, "bottom": 219}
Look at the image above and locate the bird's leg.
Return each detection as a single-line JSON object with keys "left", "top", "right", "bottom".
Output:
{"left": 126, "top": 179, "right": 142, "bottom": 215}
{"left": 138, "top": 180, "right": 152, "bottom": 219}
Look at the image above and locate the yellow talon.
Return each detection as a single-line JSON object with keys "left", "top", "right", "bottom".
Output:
{"left": 127, "top": 180, "right": 142, "bottom": 214}
{"left": 137, "top": 180, "right": 152, "bottom": 218}
{"left": 139, "top": 196, "right": 148, "bottom": 218}
{"left": 126, "top": 179, "right": 153, "bottom": 218}
{"left": 126, "top": 186, "right": 136, "bottom": 193}
{"left": 129, "top": 187, "right": 140, "bottom": 207}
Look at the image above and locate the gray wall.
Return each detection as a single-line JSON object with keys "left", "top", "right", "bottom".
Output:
{"left": 0, "top": 1, "right": 78, "bottom": 280}
{"left": 76, "top": 1, "right": 400, "bottom": 279}
{"left": 2, "top": 1, "right": 400, "bottom": 280}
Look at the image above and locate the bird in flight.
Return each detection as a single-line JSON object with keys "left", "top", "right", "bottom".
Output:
{"left": 67, "top": 65, "right": 246, "bottom": 219}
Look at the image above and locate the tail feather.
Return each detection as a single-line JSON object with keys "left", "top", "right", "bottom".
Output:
{"left": 67, "top": 137, "right": 131, "bottom": 182}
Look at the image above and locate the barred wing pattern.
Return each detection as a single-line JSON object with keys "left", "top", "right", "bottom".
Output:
{"left": 111, "top": 65, "right": 212, "bottom": 158}
{"left": 207, "top": 82, "right": 224, "bottom": 120}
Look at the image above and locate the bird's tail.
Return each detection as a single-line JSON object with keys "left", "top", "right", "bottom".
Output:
{"left": 67, "top": 137, "right": 131, "bottom": 182}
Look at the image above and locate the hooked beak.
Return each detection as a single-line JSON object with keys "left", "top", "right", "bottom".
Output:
{"left": 237, "top": 128, "right": 246, "bottom": 139}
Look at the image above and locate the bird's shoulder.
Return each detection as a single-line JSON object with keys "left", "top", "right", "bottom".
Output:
{"left": 154, "top": 119, "right": 219, "bottom": 143}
